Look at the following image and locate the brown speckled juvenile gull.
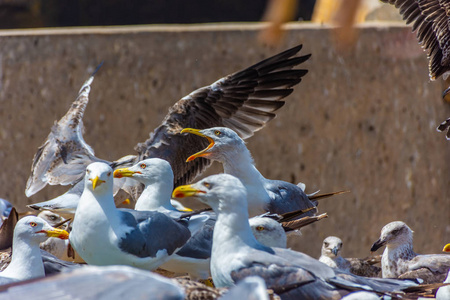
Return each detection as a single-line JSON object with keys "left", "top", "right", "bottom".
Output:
{"left": 371, "top": 221, "right": 450, "bottom": 283}
{"left": 26, "top": 45, "right": 312, "bottom": 206}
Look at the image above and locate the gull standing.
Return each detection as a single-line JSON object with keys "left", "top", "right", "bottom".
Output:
{"left": 70, "top": 162, "right": 205, "bottom": 270}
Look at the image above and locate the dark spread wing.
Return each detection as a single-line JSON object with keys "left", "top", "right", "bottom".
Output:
{"left": 381, "top": 0, "right": 450, "bottom": 79}
{"left": 25, "top": 65, "right": 105, "bottom": 197}
{"left": 134, "top": 45, "right": 311, "bottom": 187}
{"left": 264, "top": 180, "right": 317, "bottom": 218}
{"left": 117, "top": 209, "right": 191, "bottom": 258}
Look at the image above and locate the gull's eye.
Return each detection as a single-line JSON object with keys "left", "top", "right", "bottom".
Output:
{"left": 86, "top": 169, "right": 91, "bottom": 175}
{"left": 49, "top": 216, "right": 57, "bottom": 221}
{"left": 324, "top": 242, "right": 329, "bottom": 247}
{"left": 203, "top": 182, "right": 210, "bottom": 188}
{"left": 256, "top": 226, "right": 265, "bottom": 231}
{"left": 140, "top": 163, "right": 146, "bottom": 169}
{"left": 107, "top": 172, "right": 112, "bottom": 176}
{"left": 214, "top": 130, "right": 221, "bottom": 136}
{"left": 29, "top": 222, "right": 37, "bottom": 227}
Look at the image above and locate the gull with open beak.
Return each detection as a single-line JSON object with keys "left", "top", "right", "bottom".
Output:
{"left": 0, "top": 216, "right": 68, "bottom": 284}
{"left": 181, "top": 127, "right": 318, "bottom": 218}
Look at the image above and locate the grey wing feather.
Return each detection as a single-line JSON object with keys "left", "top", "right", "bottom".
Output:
{"left": 380, "top": 0, "right": 450, "bottom": 79}
{"left": 135, "top": 45, "right": 311, "bottom": 187}
{"left": 41, "top": 250, "right": 82, "bottom": 275}
{"left": 25, "top": 70, "right": 105, "bottom": 197}
{"left": 117, "top": 209, "right": 191, "bottom": 258}
{"left": 264, "top": 180, "right": 317, "bottom": 218}
{"left": 175, "top": 216, "right": 216, "bottom": 259}
{"left": 408, "top": 254, "right": 450, "bottom": 274}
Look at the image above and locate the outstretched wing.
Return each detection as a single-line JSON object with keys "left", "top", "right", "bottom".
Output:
{"left": 25, "top": 65, "right": 105, "bottom": 197}
{"left": 380, "top": 0, "right": 450, "bottom": 80}
{"left": 135, "top": 45, "right": 311, "bottom": 187}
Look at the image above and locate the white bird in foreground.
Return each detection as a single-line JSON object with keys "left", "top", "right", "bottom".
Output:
{"left": 0, "top": 216, "right": 68, "bottom": 284}
{"left": 181, "top": 127, "right": 318, "bottom": 218}
{"left": 172, "top": 174, "right": 416, "bottom": 298}
{"left": 70, "top": 162, "right": 206, "bottom": 271}
{"left": 371, "top": 221, "right": 450, "bottom": 283}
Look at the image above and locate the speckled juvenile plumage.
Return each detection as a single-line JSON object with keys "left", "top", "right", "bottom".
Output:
{"left": 371, "top": 221, "right": 450, "bottom": 283}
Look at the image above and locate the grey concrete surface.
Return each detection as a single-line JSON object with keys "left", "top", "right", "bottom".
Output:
{"left": 0, "top": 23, "right": 448, "bottom": 259}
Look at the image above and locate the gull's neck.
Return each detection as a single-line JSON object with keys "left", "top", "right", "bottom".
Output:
{"left": 135, "top": 180, "right": 175, "bottom": 211}
{"left": 220, "top": 146, "right": 269, "bottom": 216}
{"left": 2, "top": 237, "right": 43, "bottom": 280}
{"left": 75, "top": 186, "right": 121, "bottom": 230}
{"left": 212, "top": 201, "right": 262, "bottom": 252}
{"left": 221, "top": 146, "right": 265, "bottom": 184}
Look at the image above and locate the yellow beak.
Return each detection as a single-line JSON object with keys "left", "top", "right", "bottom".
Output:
{"left": 40, "top": 228, "right": 69, "bottom": 240}
{"left": 172, "top": 184, "right": 205, "bottom": 198}
{"left": 181, "top": 128, "right": 215, "bottom": 162}
{"left": 113, "top": 168, "right": 137, "bottom": 178}
{"left": 90, "top": 176, "right": 105, "bottom": 190}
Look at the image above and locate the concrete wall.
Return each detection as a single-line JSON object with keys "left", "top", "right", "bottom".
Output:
{"left": 0, "top": 23, "right": 448, "bottom": 259}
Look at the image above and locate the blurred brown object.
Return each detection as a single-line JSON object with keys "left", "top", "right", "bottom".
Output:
{"left": 258, "top": 0, "right": 298, "bottom": 46}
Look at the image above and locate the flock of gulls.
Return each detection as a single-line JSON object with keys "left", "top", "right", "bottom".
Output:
{"left": 1, "top": 1, "right": 450, "bottom": 299}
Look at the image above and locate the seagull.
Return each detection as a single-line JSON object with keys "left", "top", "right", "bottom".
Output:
{"left": 180, "top": 127, "right": 318, "bottom": 217}
{"left": 172, "top": 174, "right": 417, "bottom": 298}
{"left": 371, "top": 221, "right": 450, "bottom": 283}
{"left": 0, "top": 216, "right": 68, "bottom": 284}
{"left": 37, "top": 211, "right": 69, "bottom": 259}
{"left": 114, "top": 157, "right": 214, "bottom": 279}
{"left": 69, "top": 162, "right": 206, "bottom": 271}
{"left": 319, "top": 236, "right": 380, "bottom": 277}
{"left": 319, "top": 236, "right": 351, "bottom": 272}
{"left": 436, "top": 243, "right": 450, "bottom": 300}
{"left": 380, "top": 0, "right": 450, "bottom": 139}
{"left": 249, "top": 216, "right": 287, "bottom": 248}
{"left": 25, "top": 44, "right": 312, "bottom": 212}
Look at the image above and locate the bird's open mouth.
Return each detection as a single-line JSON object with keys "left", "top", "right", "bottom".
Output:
{"left": 172, "top": 184, "right": 206, "bottom": 198}
{"left": 181, "top": 128, "right": 215, "bottom": 162}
